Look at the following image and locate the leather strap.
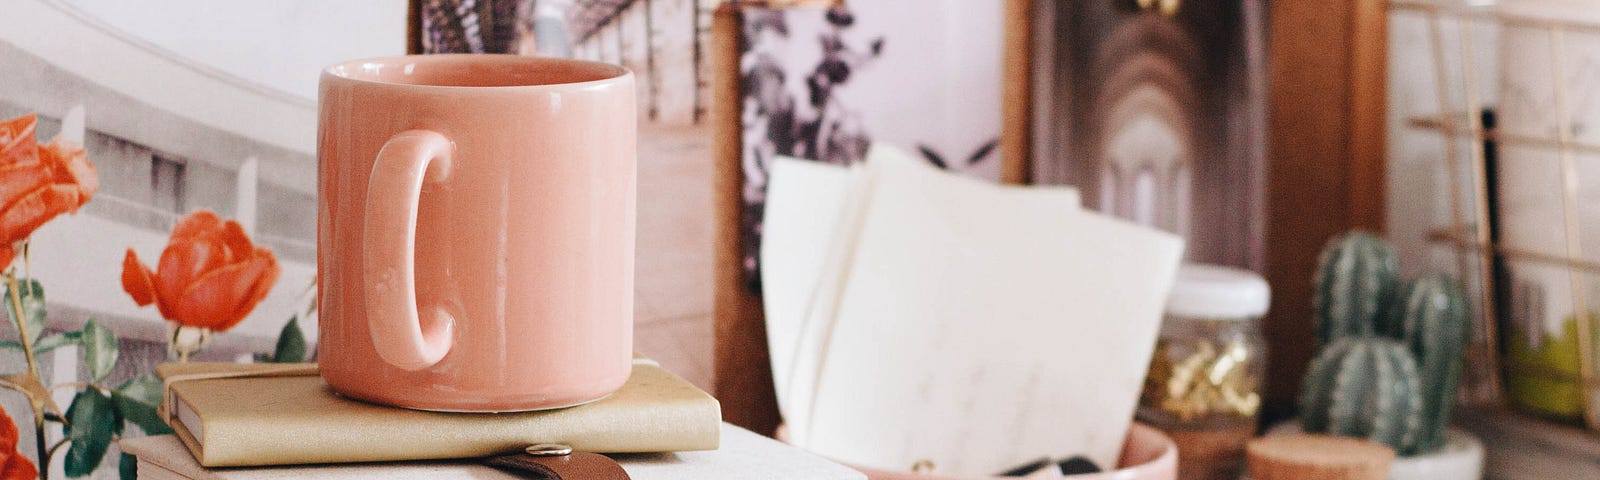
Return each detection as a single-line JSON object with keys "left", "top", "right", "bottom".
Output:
{"left": 485, "top": 451, "right": 631, "bottom": 480}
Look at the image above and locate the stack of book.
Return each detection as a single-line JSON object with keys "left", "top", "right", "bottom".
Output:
{"left": 121, "top": 359, "right": 863, "bottom": 480}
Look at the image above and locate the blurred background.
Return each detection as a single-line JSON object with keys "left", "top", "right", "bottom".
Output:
{"left": 5, "top": 0, "right": 1600, "bottom": 478}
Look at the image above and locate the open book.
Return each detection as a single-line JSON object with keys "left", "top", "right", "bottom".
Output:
{"left": 761, "top": 145, "right": 1183, "bottom": 475}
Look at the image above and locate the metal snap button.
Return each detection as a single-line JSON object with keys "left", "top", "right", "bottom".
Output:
{"left": 525, "top": 444, "right": 573, "bottom": 457}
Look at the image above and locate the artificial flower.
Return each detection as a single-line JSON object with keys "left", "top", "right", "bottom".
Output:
{"left": 0, "top": 113, "right": 99, "bottom": 270}
{"left": 121, "top": 210, "right": 280, "bottom": 332}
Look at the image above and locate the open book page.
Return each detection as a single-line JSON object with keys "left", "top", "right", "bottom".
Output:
{"left": 760, "top": 157, "right": 866, "bottom": 430}
{"left": 792, "top": 146, "right": 1179, "bottom": 475}
{"left": 788, "top": 158, "right": 888, "bottom": 444}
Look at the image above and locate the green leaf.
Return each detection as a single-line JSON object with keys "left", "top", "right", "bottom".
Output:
{"left": 112, "top": 407, "right": 125, "bottom": 436}
{"left": 271, "top": 316, "right": 307, "bottom": 363}
{"left": 34, "top": 331, "right": 81, "bottom": 355}
{"left": 82, "top": 319, "right": 119, "bottom": 383}
{"left": 120, "top": 452, "right": 138, "bottom": 480}
{"left": 0, "top": 340, "right": 19, "bottom": 351}
{"left": 4, "top": 278, "right": 46, "bottom": 347}
{"left": 116, "top": 374, "right": 162, "bottom": 405}
{"left": 113, "top": 374, "right": 172, "bottom": 435}
{"left": 63, "top": 389, "right": 117, "bottom": 477}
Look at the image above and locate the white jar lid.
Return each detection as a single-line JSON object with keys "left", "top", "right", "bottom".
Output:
{"left": 1165, "top": 264, "right": 1270, "bottom": 320}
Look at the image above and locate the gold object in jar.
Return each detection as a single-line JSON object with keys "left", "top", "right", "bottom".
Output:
{"left": 1145, "top": 335, "right": 1261, "bottom": 421}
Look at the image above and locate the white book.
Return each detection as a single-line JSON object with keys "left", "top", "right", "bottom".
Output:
{"left": 120, "top": 423, "right": 864, "bottom": 480}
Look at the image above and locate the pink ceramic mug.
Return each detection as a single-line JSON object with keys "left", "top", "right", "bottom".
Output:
{"left": 317, "top": 54, "right": 635, "bottom": 412}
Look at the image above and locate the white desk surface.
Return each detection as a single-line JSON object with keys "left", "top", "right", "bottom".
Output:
{"left": 121, "top": 423, "right": 866, "bottom": 480}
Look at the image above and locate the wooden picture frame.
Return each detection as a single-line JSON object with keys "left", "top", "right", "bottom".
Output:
{"left": 710, "top": 0, "right": 1036, "bottom": 435}
{"left": 1260, "top": 0, "right": 1389, "bottom": 417}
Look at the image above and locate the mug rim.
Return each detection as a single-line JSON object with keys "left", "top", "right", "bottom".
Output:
{"left": 321, "top": 53, "right": 631, "bottom": 91}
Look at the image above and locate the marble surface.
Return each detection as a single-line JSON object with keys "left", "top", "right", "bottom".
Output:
{"left": 121, "top": 423, "right": 866, "bottom": 480}
{"left": 1453, "top": 407, "right": 1600, "bottom": 480}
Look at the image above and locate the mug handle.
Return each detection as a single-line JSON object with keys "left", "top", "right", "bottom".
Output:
{"left": 364, "top": 129, "right": 455, "bottom": 371}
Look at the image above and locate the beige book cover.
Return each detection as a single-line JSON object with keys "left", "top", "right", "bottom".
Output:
{"left": 156, "top": 360, "right": 721, "bottom": 467}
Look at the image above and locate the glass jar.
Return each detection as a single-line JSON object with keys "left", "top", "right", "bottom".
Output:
{"left": 1138, "top": 264, "right": 1268, "bottom": 480}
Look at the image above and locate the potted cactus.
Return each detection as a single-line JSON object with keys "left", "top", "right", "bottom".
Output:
{"left": 1292, "top": 232, "right": 1484, "bottom": 479}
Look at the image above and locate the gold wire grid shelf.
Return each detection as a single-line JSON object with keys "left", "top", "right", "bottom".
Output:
{"left": 1408, "top": 115, "right": 1600, "bottom": 158}
{"left": 1392, "top": 0, "right": 1600, "bottom": 430}
{"left": 1426, "top": 226, "right": 1600, "bottom": 274}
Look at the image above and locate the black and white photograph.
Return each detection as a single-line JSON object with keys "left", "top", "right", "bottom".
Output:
{"left": 734, "top": 1, "right": 1004, "bottom": 286}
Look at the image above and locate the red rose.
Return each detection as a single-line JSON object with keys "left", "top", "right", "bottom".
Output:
{"left": 120, "top": 210, "right": 281, "bottom": 332}
{"left": 0, "top": 408, "right": 36, "bottom": 480}
{"left": 0, "top": 113, "right": 99, "bottom": 270}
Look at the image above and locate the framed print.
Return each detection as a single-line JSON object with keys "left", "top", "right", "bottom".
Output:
{"left": 1033, "top": 0, "right": 1268, "bottom": 271}
{"left": 726, "top": 0, "right": 1011, "bottom": 291}
{"left": 710, "top": 0, "right": 1034, "bottom": 435}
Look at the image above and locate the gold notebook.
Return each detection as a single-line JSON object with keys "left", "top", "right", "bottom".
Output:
{"left": 156, "top": 360, "right": 721, "bottom": 467}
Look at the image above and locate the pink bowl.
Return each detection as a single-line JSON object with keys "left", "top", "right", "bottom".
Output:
{"left": 781, "top": 423, "right": 1178, "bottom": 480}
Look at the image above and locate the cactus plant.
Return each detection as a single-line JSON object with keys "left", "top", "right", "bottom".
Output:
{"left": 1301, "top": 232, "right": 1472, "bottom": 456}
{"left": 1389, "top": 275, "right": 1471, "bottom": 452}
{"left": 1300, "top": 336, "right": 1424, "bottom": 453}
{"left": 1313, "top": 232, "right": 1401, "bottom": 347}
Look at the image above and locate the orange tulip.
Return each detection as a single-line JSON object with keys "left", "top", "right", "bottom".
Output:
{"left": 121, "top": 210, "right": 281, "bottom": 332}
{"left": 0, "top": 113, "right": 99, "bottom": 271}
{"left": 0, "top": 408, "right": 36, "bottom": 480}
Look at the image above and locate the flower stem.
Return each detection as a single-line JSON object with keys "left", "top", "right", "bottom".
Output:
{"left": 5, "top": 271, "right": 39, "bottom": 379}
{"left": 47, "top": 382, "right": 97, "bottom": 397}
{"left": 45, "top": 436, "right": 68, "bottom": 462}
{"left": 169, "top": 324, "right": 211, "bottom": 362}
{"left": 2, "top": 378, "right": 50, "bottom": 480}
{"left": 33, "top": 412, "right": 48, "bottom": 480}
{"left": 4, "top": 265, "right": 50, "bottom": 479}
